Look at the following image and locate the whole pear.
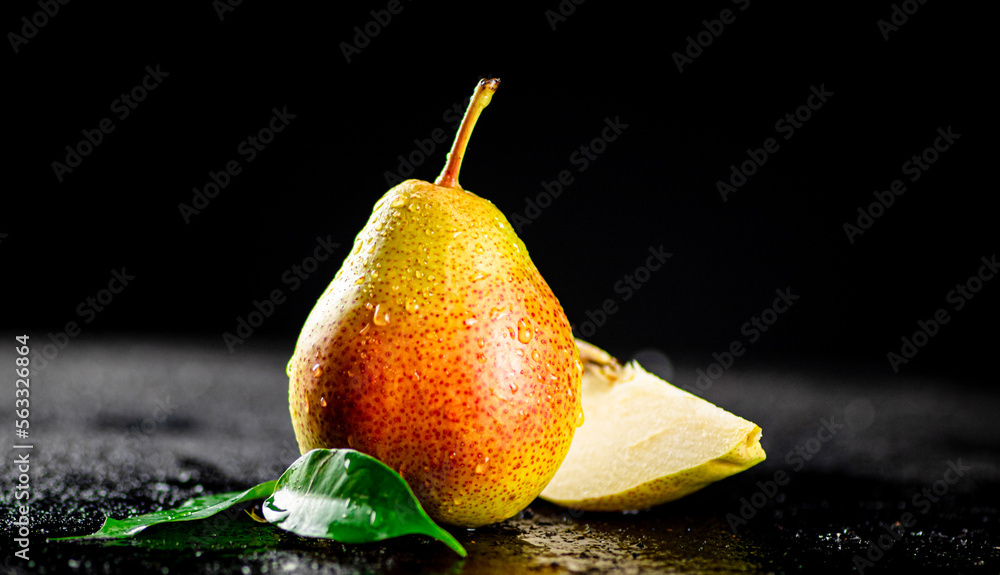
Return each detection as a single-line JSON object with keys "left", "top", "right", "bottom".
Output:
{"left": 287, "top": 79, "right": 583, "bottom": 528}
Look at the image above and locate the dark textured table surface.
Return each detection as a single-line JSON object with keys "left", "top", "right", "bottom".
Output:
{"left": 2, "top": 336, "right": 998, "bottom": 574}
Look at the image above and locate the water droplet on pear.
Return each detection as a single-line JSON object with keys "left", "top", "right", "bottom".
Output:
{"left": 517, "top": 318, "right": 534, "bottom": 343}
{"left": 373, "top": 304, "right": 390, "bottom": 326}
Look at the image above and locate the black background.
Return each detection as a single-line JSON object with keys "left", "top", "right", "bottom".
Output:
{"left": 5, "top": 1, "right": 994, "bottom": 384}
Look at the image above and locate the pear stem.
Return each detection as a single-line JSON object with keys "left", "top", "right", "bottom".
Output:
{"left": 435, "top": 78, "right": 500, "bottom": 190}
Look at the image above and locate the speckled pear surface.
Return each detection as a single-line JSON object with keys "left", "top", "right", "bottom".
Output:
{"left": 287, "top": 82, "right": 582, "bottom": 527}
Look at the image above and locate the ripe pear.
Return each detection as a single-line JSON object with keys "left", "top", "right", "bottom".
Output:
{"left": 287, "top": 79, "right": 583, "bottom": 528}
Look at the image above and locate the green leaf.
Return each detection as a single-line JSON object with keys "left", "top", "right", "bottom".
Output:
{"left": 263, "top": 448, "right": 467, "bottom": 557}
{"left": 51, "top": 480, "right": 277, "bottom": 541}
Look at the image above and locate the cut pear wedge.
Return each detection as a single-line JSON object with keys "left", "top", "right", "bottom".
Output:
{"left": 539, "top": 340, "right": 765, "bottom": 512}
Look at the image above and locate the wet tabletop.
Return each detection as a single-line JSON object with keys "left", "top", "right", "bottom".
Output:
{"left": 1, "top": 338, "right": 998, "bottom": 574}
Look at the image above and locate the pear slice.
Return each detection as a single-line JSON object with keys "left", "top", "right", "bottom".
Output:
{"left": 539, "top": 340, "right": 765, "bottom": 511}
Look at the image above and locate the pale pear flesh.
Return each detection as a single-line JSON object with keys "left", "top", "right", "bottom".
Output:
{"left": 539, "top": 340, "right": 765, "bottom": 511}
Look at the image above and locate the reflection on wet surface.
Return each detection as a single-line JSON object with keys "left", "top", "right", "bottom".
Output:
{"left": 4, "top": 340, "right": 999, "bottom": 573}
{"left": 43, "top": 498, "right": 765, "bottom": 575}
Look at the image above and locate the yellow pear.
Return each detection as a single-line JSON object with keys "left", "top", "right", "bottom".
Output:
{"left": 540, "top": 340, "right": 765, "bottom": 511}
{"left": 287, "top": 79, "right": 583, "bottom": 528}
